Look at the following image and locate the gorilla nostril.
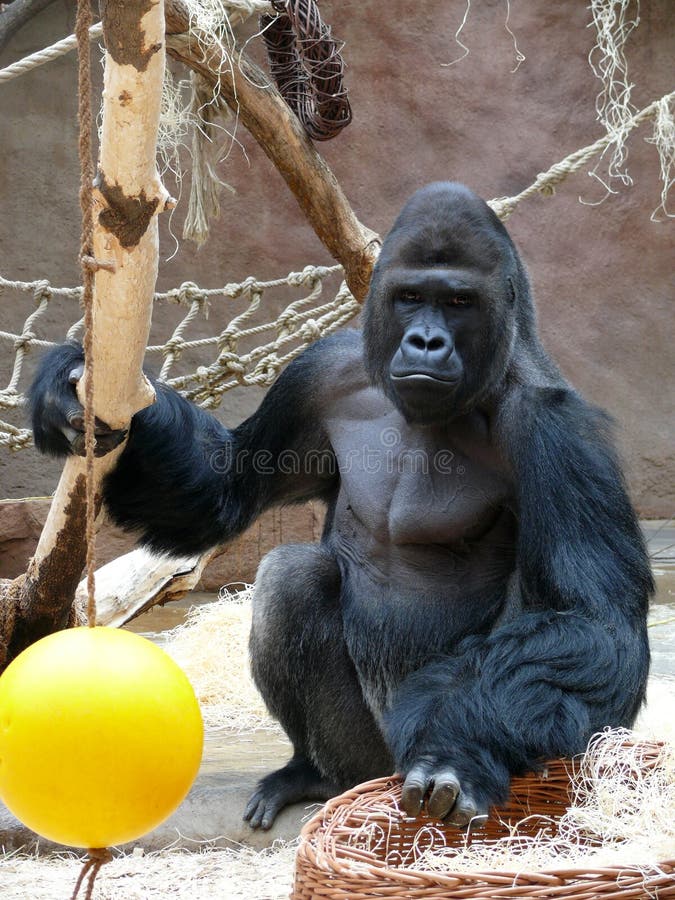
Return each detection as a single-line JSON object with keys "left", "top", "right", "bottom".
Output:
{"left": 408, "top": 334, "right": 427, "bottom": 351}
{"left": 427, "top": 337, "right": 446, "bottom": 352}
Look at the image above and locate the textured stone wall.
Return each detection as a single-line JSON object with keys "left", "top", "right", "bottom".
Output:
{"left": 0, "top": 0, "right": 672, "bottom": 531}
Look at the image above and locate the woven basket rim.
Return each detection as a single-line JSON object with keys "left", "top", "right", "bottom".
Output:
{"left": 296, "top": 747, "right": 675, "bottom": 886}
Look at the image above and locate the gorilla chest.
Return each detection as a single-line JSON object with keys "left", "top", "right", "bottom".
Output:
{"left": 328, "top": 406, "right": 510, "bottom": 547}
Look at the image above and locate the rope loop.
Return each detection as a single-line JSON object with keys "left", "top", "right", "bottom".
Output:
{"left": 261, "top": 0, "right": 351, "bottom": 142}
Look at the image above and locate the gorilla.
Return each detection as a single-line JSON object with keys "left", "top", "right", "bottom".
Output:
{"left": 30, "top": 183, "right": 652, "bottom": 831}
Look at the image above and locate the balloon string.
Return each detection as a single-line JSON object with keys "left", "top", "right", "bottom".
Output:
{"left": 75, "top": 0, "right": 97, "bottom": 629}
{"left": 70, "top": 848, "right": 113, "bottom": 900}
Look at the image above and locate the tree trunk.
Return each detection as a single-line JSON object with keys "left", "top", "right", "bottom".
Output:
{"left": 0, "top": 0, "right": 170, "bottom": 670}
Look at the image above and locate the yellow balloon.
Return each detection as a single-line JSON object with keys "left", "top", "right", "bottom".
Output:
{"left": 0, "top": 626, "right": 203, "bottom": 848}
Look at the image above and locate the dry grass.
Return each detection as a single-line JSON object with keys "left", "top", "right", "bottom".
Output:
{"left": 0, "top": 842, "right": 297, "bottom": 900}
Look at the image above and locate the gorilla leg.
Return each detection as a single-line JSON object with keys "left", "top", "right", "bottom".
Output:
{"left": 245, "top": 543, "right": 393, "bottom": 829}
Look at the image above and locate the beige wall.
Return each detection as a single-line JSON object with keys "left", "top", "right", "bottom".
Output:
{"left": 0, "top": 0, "right": 673, "bottom": 516}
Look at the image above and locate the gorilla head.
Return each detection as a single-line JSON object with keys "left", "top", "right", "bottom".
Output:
{"left": 363, "top": 182, "right": 535, "bottom": 424}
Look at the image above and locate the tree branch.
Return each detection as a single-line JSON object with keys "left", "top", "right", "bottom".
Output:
{"left": 0, "top": 0, "right": 57, "bottom": 54}
{"left": 164, "top": 0, "right": 379, "bottom": 302}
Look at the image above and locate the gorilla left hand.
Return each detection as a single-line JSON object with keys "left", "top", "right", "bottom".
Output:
{"left": 401, "top": 755, "right": 488, "bottom": 827}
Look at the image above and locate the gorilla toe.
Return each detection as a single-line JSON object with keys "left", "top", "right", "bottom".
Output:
{"left": 243, "top": 756, "right": 338, "bottom": 830}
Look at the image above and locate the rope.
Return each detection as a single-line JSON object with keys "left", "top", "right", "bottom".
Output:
{"left": 488, "top": 90, "right": 675, "bottom": 219}
{"left": 75, "top": 0, "right": 98, "bottom": 632}
{"left": 0, "top": 23, "right": 103, "bottom": 85}
{"left": 0, "top": 89, "right": 672, "bottom": 451}
{"left": 0, "top": 1, "right": 278, "bottom": 85}
{"left": 70, "top": 848, "right": 113, "bottom": 900}
{"left": 261, "top": 0, "right": 351, "bottom": 141}
{"left": 68, "top": 2, "right": 112, "bottom": 894}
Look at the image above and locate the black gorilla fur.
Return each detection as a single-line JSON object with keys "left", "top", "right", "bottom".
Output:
{"left": 30, "top": 183, "right": 652, "bottom": 830}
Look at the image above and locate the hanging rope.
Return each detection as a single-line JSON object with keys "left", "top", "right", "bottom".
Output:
{"left": 75, "top": 0, "right": 97, "bottom": 632}
{"left": 261, "top": 0, "right": 352, "bottom": 141}
{"left": 72, "top": 0, "right": 110, "bottom": 895}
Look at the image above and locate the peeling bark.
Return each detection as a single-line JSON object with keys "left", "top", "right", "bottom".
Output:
{"left": 96, "top": 172, "right": 160, "bottom": 249}
{"left": 100, "top": 0, "right": 162, "bottom": 71}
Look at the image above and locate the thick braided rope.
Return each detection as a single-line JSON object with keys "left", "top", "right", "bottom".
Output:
{"left": 0, "top": 23, "right": 103, "bottom": 85}
{"left": 68, "top": 2, "right": 112, "bottom": 897}
{"left": 75, "top": 0, "right": 97, "bottom": 633}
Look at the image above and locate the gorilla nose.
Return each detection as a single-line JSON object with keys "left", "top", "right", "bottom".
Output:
{"left": 402, "top": 329, "right": 452, "bottom": 363}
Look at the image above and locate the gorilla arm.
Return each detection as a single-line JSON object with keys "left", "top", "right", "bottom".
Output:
{"left": 30, "top": 342, "right": 338, "bottom": 556}
{"left": 386, "top": 386, "right": 653, "bottom": 825}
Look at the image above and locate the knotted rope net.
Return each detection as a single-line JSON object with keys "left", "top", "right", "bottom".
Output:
{"left": 0, "top": 265, "right": 357, "bottom": 451}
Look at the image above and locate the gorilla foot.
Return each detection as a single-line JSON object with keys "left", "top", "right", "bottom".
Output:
{"left": 243, "top": 756, "right": 339, "bottom": 831}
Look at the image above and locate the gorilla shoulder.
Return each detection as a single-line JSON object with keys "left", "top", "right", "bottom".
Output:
{"left": 297, "top": 328, "right": 369, "bottom": 401}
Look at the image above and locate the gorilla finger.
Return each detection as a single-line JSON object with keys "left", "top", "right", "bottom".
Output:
{"left": 68, "top": 363, "right": 85, "bottom": 385}
{"left": 70, "top": 429, "right": 127, "bottom": 457}
{"left": 446, "top": 795, "right": 487, "bottom": 829}
{"left": 427, "top": 771, "right": 460, "bottom": 819}
{"left": 67, "top": 410, "right": 117, "bottom": 435}
{"left": 93, "top": 429, "right": 127, "bottom": 456}
{"left": 401, "top": 763, "right": 433, "bottom": 817}
{"left": 66, "top": 407, "right": 86, "bottom": 432}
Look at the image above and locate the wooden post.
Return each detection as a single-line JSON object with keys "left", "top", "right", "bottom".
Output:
{"left": 0, "top": 0, "right": 170, "bottom": 668}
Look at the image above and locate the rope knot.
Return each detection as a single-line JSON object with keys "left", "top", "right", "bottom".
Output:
{"left": 222, "top": 281, "right": 244, "bottom": 299}
{"left": 276, "top": 309, "right": 299, "bottom": 331}
{"left": 14, "top": 331, "right": 36, "bottom": 351}
{"left": 300, "top": 317, "right": 322, "bottom": 341}
{"left": 176, "top": 281, "right": 204, "bottom": 306}
{"left": 32, "top": 280, "right": 52, "bottom": 305}
{"left": 217, "top": 349, "right": 245, "bottom": 374}
{"left": 217, "top": 331, "right": 238, "bottom": 354}
{"left": 163, "top": 336, "right": 186, "bottom": 358}
{"left": 81, "top": 254, "right": 115, "bottom": 273}
{"left": 240, "top": 276, "right": 261, "bottom": 300}
{"left": 71, "top": 847, "right": 113, "bottom": 900}
{"left": 287, "top": 265, "right": 326, "bottom": 288}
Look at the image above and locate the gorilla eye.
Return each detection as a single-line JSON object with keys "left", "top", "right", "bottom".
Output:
{"left": 398, "top": 290, "right": 422, "bottom": 304}
{"left": 448, "top": 294, "right": 473, "bottom": 308}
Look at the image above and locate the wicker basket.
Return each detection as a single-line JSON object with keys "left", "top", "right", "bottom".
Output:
{"left": 293, "top": 745, "right": 675, "bottom": 899}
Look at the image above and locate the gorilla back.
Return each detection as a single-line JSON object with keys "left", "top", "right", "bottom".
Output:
{"left": 30, "top": 182, "right": 652, "bottom": 832}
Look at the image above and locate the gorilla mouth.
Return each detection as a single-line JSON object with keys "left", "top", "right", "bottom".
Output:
{"left": 391, "top": 372, "right": 460, "bottom": 386}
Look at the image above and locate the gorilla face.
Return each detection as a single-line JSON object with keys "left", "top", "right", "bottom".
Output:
{"left": 385, "top": 266, "right": 486, "bottom": 422}
{"left": 363, "top": 182, "right": 528, "bottom": 424}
